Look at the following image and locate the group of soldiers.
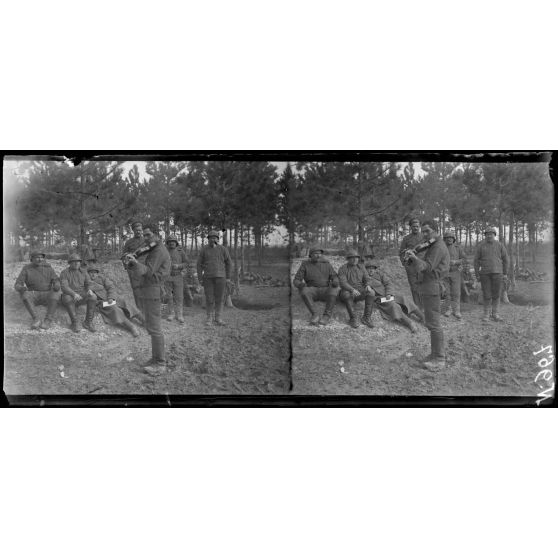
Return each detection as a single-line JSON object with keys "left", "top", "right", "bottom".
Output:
{"left": 14, "top": 222, "right": 233, "bottom": 375}
{"left": 293, "top": 217, "right": 510, "bottom": 371}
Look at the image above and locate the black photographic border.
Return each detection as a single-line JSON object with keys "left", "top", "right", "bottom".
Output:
{"left": 2, "top": 150, "right": 556, "bottom": 407}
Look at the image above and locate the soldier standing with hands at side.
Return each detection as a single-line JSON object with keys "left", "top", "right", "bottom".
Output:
{"left": 164, "top": 235, "right": 189, "bottom": 324}
{"left": 197, "top": 230, "right": 233, "bottom": 326}
{"left": 474, "top": 226, "right": 509, "bottom": 322}
{"left": 405, "top": 221, "right": 449, "bottom": 370}
{"left": 442, "top": 230, "right": 467, "bottom": 319}
{"left": 124, "top": 224, "right": 171, "bottom": 375}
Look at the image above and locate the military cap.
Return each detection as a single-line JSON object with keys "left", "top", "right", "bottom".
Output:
{"left": 68, "top": 253, "right": 82, "bottom": 262}
{"left": 308, "top": 246, "right": 324, "bottom": 256}
{"left": 131, "top": 221, "right": 143, "bottom": 229}
{"left": 166, "top": 235, "right": 179, "bottom": 244}
{"left": 30, "top": 251, "right": 46, "bottom": 259}
{"left": 484, "top": 227, "right": 497, "bottom": 235}
{"left": 87, "top": 266, "right": 100, "bottom": 273}
{"left": 443, "top": 230, "right": 457, "bottom": 239}
{"left": 345, "top": 249, "right": 360, "bottom": 259}
{"left": 207, "top": 230, "right": 220, "bottom": 238}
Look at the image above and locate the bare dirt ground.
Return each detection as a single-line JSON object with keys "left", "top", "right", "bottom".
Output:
{"left": 3, "top": 260, "right": 291, "bottom": 395}
{"left": 290, "top": 255, "right": 555, "bottom": 396}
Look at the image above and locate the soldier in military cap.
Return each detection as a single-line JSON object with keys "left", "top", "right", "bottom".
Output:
{"left": 164, "top": 234, "right": 189, "bottom": 323}
{"left": 442, "top": 230, "right": 467, "bottom": 319}
{"left": 363, "top": 253, "right": 423, "bottom": 333}
{"left": 399, "top": 217, "right": 424, "bottom": 309}
{"left": 60, "top": 253, "right": 98, "bottom": 333}
{"left": 121, "top": 221, "right": 146, "bottom": 322}
{"left": 293, "top": 246, "right": 340, "bottom": 326}
{"left": 196, "top": 230, "right": 233, "bottom": 326}
{"left": 14, "top": 251, "right": 62, "bottom": 330}
{"left": 337, "top": 249, "right": 375, "bottom": 329}
{"left": 124, "top": 223, "right": 171, "bottom": 374}
{"left": 86, "top": 265, "right": 141, "bottom": 337}
{"left": 474, "top": 226, "right": 509, "bottom": 322}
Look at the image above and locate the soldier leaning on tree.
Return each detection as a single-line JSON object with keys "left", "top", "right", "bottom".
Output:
{"left": 60, "top": 253, "right": 98, "bottom": 333}
{"left": 337, "top": 249, "right": 375, "bottom": 329}
{"left": 14, "top": 251, "right": 62, "bottom": 330}
{"left": 442, "top": 230, "right": 467, "bottom": 319}
{"left": 164, "top": 235, "right": 188, "bottom": 324}
{"left": 399, "top": 217, "right": 424, "bottom": 309}
{"left": 293, "top": 247, "right": 340, "bottom": 326}
{"left": 474, "top": 226, "right": 509, "bottom": 323}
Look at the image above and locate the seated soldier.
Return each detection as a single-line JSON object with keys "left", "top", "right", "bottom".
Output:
{"left": 338, "top": 249, "right": 375, "bottom": 329}
{"left": 60, "top": 253, "right": 98, "bottom": 333}
{"left": 293, "top": 246, "right": 340, "bottom": 325}
{"left": 86, "top": 266, "right": 141, "bottom": 337}
{"left": 14, "top": 251, "right": 62, "bottom": 330}
{"left": 364, "top": 253, "right": 425, "bottom": 333}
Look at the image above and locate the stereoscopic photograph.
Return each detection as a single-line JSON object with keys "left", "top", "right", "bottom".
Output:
{"left": 3, "top": 157, "right": 291, "bottom": 396}
{"left": 289, "top": 158, "right": 555, "bottom": 400}
{"left": 2, "top": 153, "right": 556, "bottom": 404}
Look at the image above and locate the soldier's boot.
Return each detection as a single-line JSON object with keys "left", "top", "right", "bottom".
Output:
{"left": 491, "top": 301, "right": 503, "bottom": 322}
{"left": 205, "top": 305, "right": 214, "bottom": 326}
{"left": 184, "top": 287, "right": 194, "bottom": 307}
{"left": 83, "top": 300, "right": 97, "bottom": 332}
{"left": 123, "top": 319, "right": 140, "bottom": 338}
{"left": 300, "top": 295, "right": 319, "bottom": 324}
{"left": 412, "top": 309, "right": 425, "bottom": 323}
{"left": 214, "top": 304, "right": 225, "bottom": 326}
{"left": 344, "top": 298, "right": 359, "bottom": 328}
{"left": 175, "top": 304, "right": 185, "bottom": 324}
{"left": 452, "top": 301, "right": 462, "bottom": 319}
{"left": 64, "top": 303, "right": 81, "bottom": 332}
{"left": 40, "top": 298, "right": 59, "bottom": 330}
{"left": 401, "top": 314, "right": 418, "bottom": 334}
{"left": 23, "top": 299, "right": 41, "bottom": 329}
{"left": 319, "top": 295, "right": 337, "bottom": 326}
{"left": 443, "top": 301, "right": 451, "bottom": 318}
{"left": 482, "top": 304, "right": 491, "bottom": 322}
{"left": 361, "top": 300, "right": 375, "bottom": 329}
{"left": 143, "top": 336, "right": 166, "bottom": 375}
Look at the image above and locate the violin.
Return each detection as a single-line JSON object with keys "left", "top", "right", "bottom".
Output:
{"left": 403, "top": 237, "right": 436, "bottom": 265}
{"left": 122, "top": 241, "right": 158, "bottom": 268}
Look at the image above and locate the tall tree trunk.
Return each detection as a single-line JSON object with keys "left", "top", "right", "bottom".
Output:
{"left": 240, "top": 224, "right": 245, "bottom": 275}
{"left": 247, "top": 227, "right": 252, "bottom": 272}
{"left": 233, "top": 225, "right": 239, "bottom": 284}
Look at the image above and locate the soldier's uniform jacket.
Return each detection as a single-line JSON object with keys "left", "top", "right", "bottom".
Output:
{"left": 88, "top": 275, "right": 117, "bottom": 301}
{"left": 60, "top": 267, "right": 92, "bottom": 296}
{"left": 412, "top": 236, "right": 450, "bottom": 295}
{"left": 474, "top": 240, "right": 509, "bottom": 275}
{"left": 129, "top": 239, "right": 171, "bottom": 299}
{"left": 15, "top": 263, "right": 60, "bottom": 292}
{"left": 365, "top": 266, "right": 395, "bottom": 297}
{"left": 399, "top": 232, "right": 424, "bottom": 264}
{"left": 168, "top": 246, "right": 189, "bottom": 276}
{"left": 447, "top": 243, "right": 467, "bottom": 273}
{"left": 293, "top": 259, "right": 339, "bottom": 288}
{"left": 337, "top": 263, "right": 371, "bottom": 292}
{"left": 122, "top": 236, "right": 145, "bottom": 255}
{"left": 197, "top": 244, "right": 232, "bottom": 280}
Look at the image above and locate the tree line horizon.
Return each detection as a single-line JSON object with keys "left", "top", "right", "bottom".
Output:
{"left": 3, "top": 159, "right": 553, "bottom": 266}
